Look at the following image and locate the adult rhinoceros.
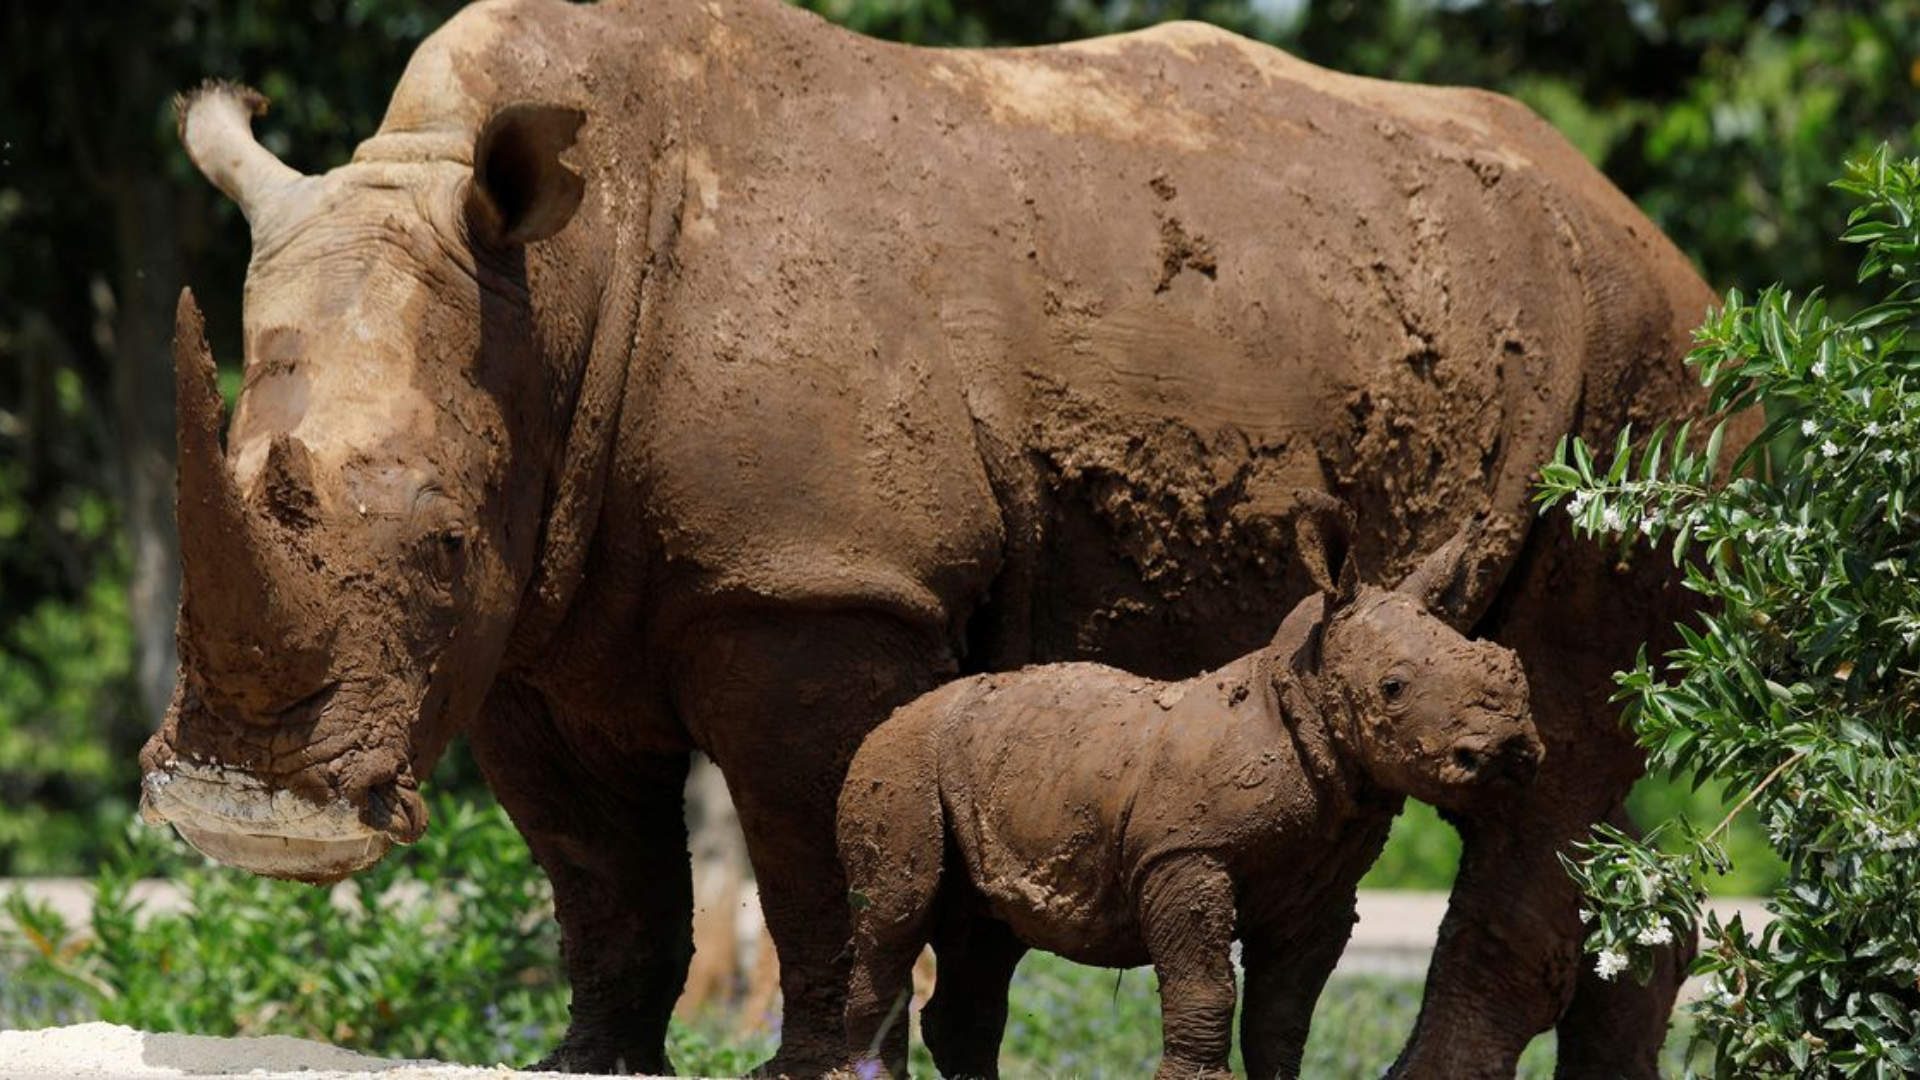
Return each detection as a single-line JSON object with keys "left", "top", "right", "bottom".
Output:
{"left": 141, "top": 0, "right": 1715, "bottom": 1075}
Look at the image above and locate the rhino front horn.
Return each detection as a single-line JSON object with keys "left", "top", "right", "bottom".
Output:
{"left": 176, "top": 81, "right": 307, "bottom": 228}
{"left": 171, "top": 289, "right": 332, "bottom": 698}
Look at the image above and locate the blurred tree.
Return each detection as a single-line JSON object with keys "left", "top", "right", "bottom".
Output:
{"left": 1318, "top": 1, "right": 1920, "bottom": 307}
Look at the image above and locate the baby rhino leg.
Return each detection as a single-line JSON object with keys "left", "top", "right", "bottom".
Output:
{"left": 1139, "top": 856, "right": 1238, "bottom": 1080}
{"left": 922, "top": 914, "right": 1026, "bottom": 1078}
{"left": 839, "top": 728, "right": 947, "bottom": 1076}
{"left": 1240, "top": 905, "right": 1358, "bottom": 1080}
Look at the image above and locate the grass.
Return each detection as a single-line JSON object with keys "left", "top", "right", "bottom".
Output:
{"left": 8, "top": 943, "right": 1706, "bottom": 1076}
{"left": 0, "top": 784, "right": 1727, "bottom": 1076}
{"left": 666, "top": 953, "right": 1703, "bottom": 1077}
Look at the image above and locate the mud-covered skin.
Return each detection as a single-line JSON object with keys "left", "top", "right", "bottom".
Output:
{"left": 146, "top": 0, "right": 1724, "bottom": 1074}
{"left": 840, "top": 506, "right": 1541, "bottom": 1079}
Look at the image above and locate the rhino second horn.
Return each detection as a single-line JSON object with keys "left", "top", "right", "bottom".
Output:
{"left": 260, "top": 433, "right": 318, "bottom": 528}
{"left": 176, "top": 81, "right": 306, "bottom": 228}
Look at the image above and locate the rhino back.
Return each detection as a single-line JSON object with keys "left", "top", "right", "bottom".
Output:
{"left": 386, "top": 1, "right": 1712, "bottom": 681}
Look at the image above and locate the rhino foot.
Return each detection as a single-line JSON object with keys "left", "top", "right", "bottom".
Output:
{"left": 748, "top": 1047, "right": 852, "bottom": 1079}
{"left": 528, "top": 1035, "right": 666, "bottom": 1076}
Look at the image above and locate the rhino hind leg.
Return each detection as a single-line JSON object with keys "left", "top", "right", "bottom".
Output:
{"left": 469, "top": 679, "right": 693, "bottom": 1076}
{"left": 920, "top": 914, "right": 1026, "bottom": 1079}
{"left": 674, "top": 608, "right": 958, "bottom": 1078}
{"left": 840, "top": 719, "right": 949, "bottom": 1076}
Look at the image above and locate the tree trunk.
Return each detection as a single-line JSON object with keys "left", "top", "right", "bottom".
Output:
{"left": 110, "top": 163, "right": 184, "bottom": 727}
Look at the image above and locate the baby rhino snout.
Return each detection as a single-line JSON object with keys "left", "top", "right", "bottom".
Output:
{"left": 1450, "top": 727, "right": 1544, "bottom": 788}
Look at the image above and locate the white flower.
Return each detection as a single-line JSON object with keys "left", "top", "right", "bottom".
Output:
{"left": 1595, "top": 949, "right": 1629, "bottom": 981}
{"left": 1768, "top": 814, "right": 1792, "bottom": 845}
{"left": 1639, "top": 514, "right": 1659, "bottom": 536}
{"left": 1812, "top": 359, "right": 1828, "bottom": 378}
{"left": 1578, "top": 908, "right": 1594, "bottom": 924}
{"left": 1880, "top": 449, "right": 1897, "bottom": 464}
{"left": 1802, "top": 419, "right": 1819, "bottom": 437}
{"left": 1635, "top": 921, "right": 1675, "bottom": 947}
{"left": 1707, "top": 976, "right": 1740, "bottom": 1007}
{"left": 1821, "top": 440, "right": 1841, "bottom": 458}
{"left": 1567, "top": 490, "right": 1593, "bottom": 519}
{"left": 1866, "top": 421, "right": 1882, "bottom": 437}
{"left": 1823, "top": 856, "right": 1842, "bottom": 878}
{"left": 1601, "top": 505, "right": 1626, "bottom": 534}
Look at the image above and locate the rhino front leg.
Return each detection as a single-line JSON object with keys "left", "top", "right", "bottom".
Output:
{"left": 673, "top": 609, "right": 955, "bottom": 1078}
{"left": 1239, "top": 905, "right": 1357, "bottom": 1080}
{"left": 1139, "top": 856, "right": 1238, "bottom": 1080}
{"left": 469, "top": 678, "right": 693, "bottom": 1076}
{"left": 1552, "top": 801, "right": 1693, "bottom": 1079}
{"left": 1388, "top": 525, "right": 1697, "bottom": 1079}
{"left": 1386, "top": 815, "right": 1578, "bottom": 1079}
{"left": 1388, "top": 798, "right": 1684, "bottom": 1079}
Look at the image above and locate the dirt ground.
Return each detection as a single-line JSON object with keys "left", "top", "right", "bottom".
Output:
{"left": 0, "top": 1023, "right": 661, "bottom": 1079}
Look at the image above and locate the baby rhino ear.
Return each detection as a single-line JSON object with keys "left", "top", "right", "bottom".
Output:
{"left": 1289, "top": 489, "right": 1358, "bottom": 608}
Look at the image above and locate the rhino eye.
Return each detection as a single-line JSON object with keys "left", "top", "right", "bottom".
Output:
{"left": 427, "top": 527, "right": 467, "bottom": 582}
{"left": 1381, "top": 676, "right": 1408, "bottom": 701}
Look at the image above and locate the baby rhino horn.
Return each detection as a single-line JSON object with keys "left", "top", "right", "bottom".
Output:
{"left": 1397, "top": 511, "right": 1499, "bottom": 630}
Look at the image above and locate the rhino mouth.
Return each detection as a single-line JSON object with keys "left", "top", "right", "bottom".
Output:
{"left": 138, "top": 762, "right": 418, "bottom": 884}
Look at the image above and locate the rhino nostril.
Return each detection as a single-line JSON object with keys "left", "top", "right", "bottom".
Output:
{"left": 1494, "top": 734, "right": 1542, "bottom": 785}
{"left": 362, "top": 777, "right": 428, "bottom": 843}
{"left": 1452, "top": 747, "right": 1482, "bottom": 774}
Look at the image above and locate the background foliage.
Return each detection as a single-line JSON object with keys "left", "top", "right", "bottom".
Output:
{"left": 1542, "top": 150, "right": 1920, "bottom": 1077}
{"left": 3, "top": 798, "right": 1677, "bottom": 1075}
{"left": 3, "top": 0, "right": 1915, "bottom": 879}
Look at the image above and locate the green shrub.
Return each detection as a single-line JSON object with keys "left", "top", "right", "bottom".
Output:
{"left": 0, "top": 794, "right": 771, "bottom": 1076}
{"left": 1541, "top": 147, "right": 1920, "bottom": 1076}
{"left": 0, "top": 371, "right": 144, "bottom": 877}
{"left": 4, "top": 796, "right": 564, "bottom": 1062}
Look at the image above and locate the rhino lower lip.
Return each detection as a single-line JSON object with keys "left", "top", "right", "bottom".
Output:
{"left": 163, "top": 821, "right": 395, "bottom": 884}
{"left": 140, "top": 761, "right": 400, "bottom": 841}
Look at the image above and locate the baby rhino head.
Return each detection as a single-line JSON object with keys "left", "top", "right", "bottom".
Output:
{"left": 1284, "top": 492, "right": 1543, "bottom": 812}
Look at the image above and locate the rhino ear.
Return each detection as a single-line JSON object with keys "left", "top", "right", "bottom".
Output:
{"left": 1290, "top": 489, "right": 1359, "bottom": 609}
{"left": 469, "top": 102, "right": 586, "bottom": 246}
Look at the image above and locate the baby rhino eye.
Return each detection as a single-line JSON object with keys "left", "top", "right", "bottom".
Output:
{"left": 1381, "top": 675, "right": 1408, "bottom": 701}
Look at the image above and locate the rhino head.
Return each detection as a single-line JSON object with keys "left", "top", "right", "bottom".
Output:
{"left": 1282, "top": 492, "right": 1544, "bottom": 811}
{"left": 137, "top": 84, "right": 586, "bottom": 882}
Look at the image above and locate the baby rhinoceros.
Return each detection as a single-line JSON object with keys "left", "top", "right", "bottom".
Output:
{"left": 836, "top": 493, "right": 1543, "bottom": 1080}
